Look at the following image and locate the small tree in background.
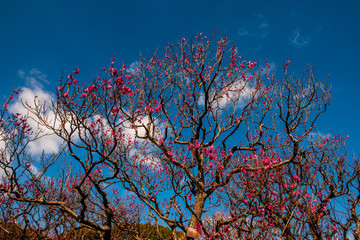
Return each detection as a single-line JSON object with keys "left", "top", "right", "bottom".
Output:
{"left": 0, "top": 33, "right": 359, "bottom": 239}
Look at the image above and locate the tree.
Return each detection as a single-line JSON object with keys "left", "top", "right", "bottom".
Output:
{"left": 0, "top": 88, "right": 148, "bottom": 239}
{"left": 0, "top": 33, "right": 358, "bottom": 239}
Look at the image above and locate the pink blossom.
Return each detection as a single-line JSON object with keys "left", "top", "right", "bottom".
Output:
{"left": 112, "top": 68, "right": 117, "bottom": 76}
{"left": 116, "top": 76, "right": 123, "bottom": 85}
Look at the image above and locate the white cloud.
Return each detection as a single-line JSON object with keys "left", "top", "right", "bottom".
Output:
{"left": 290, "top": 29, "right": 310, "bottom": 47}
{"left": 307, "top": 131, "right": 332, "bottom": 141}
{"left": 216, "top": 83, "right": 255, "bottom": 109}
{"left": 9, "top": 69, "right": 63, "bottom": 155}
{"left": 28, "top": 163, "right": 39, "bottom": 176}
{"left": 122, "top": 114, "right": 164, "bottom": 144}
{"left": 126, "top": 61, "right": 140, "bottom": 74}
{"left": 0, "top": 169, "right": 4, "bottom": 180}
{"left": 199, "top": 77, "right": 257, "bottom": 111}
{"left": 121, "top": 115, "right": 164, "bottom": 168}
{"left": 7, "top": 68, "right": 166, "bottom": 169}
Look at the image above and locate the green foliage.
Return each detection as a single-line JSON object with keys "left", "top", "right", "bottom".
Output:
{"left": 0, "top": 221, "right": 47, "bottom": 240}
{"left": 138, "top": 223, "right": 173, "bottom": 239}
{"left": 52, "top": 222, "right": 183, "bottom": 240}
{"left": 59, "top": 228, "right": 102, "bottom": 240}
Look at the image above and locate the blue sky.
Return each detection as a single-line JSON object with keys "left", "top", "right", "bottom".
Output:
{"left": 1, "top": 0, "right": 359, "bottom": 151}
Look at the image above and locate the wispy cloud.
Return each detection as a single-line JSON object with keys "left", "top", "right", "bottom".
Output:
{"left": 268, "top": 61, "right": 276, "bottom": 71}
{"left": 238, "top": 23, "right": 269, "bottom": 38}
{"left": 259, "top": 23, "right": 269, "bottom": 28}
{"left": 307, "top": 131, "right": 332, "bottom": 141}
{"left": 238, "top": 14, "right": 270, "bottom": 39}
{"left": 258, "top": 22, "right": 269, "bottom": 37}
{"left": 238, "top": 28, "right": 249, "bottom": 36}
{"left": 18, "top": 68, "right": 49, "bottom": 89}
{"left": 290, "top": 29, "right": 310, "bottom": 47}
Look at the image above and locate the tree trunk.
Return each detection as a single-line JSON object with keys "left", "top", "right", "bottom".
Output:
{"left": 355, "top": 220, "right": 360, "bottom": 240}
{"left": 187, "top": 192, "right": 206, "bottom": 240}
{"left": 103, "top": 229, "right": 111, "bottom": 240}
{"left": 172, "top": 227, "right": 178, "bottom": 240}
